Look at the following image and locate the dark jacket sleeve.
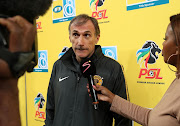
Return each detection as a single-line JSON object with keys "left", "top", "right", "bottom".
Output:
{"left": 45, "top": 63, "right": 56, "bottom": 126}
{"left": 112, "top": 65, "right": 132, "bottom": 126}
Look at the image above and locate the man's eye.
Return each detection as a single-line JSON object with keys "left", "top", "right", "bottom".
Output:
{"left": 73, "top": 33, "right": 79, "bottom": 36}
{"left": 85, "top": 34, "right": 90, "bottom": 37}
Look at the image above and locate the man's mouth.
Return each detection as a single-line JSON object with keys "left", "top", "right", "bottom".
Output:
{"left": 75, "top": 47, "right": 87, "bottom": 51}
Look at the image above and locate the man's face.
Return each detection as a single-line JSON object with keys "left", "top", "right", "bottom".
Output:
{"left": 69, "top": 20, "right": 100, "bottom": 62}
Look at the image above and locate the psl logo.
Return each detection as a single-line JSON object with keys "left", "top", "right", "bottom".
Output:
{"left": 36, "top": 22, "right": 42, "bottom": 29}
{"left": 136, "top": 41, "right": 162, "bottom": 79}
{"left": 89, "top": 0, "right": 108, "bottom": 20}
{"left": 58, "top": 47, "right": 69, "bottom": 59}
{"left": 90, "top": 0, "right": 105, "bottom": 11}
{"left": 136, "top": 41, "right": 161, "bottom": 68}
{"left": 34, "top": 93, "right": 46, "bottom": 119}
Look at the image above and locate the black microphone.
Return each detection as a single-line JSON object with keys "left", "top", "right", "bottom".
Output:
{"left": 80, "top": 58, "right": 99, "bottom": 109}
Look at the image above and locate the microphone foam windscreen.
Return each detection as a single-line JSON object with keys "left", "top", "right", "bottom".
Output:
{"left": 80, "top": 58, "right": 96, "bottom": 77}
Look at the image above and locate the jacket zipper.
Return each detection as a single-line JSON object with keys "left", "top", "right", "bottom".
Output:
{"left": 71, "top": 74, "right": 80, "bottom": 125}
{"left": 77, "top": 76, "right": 80, "bottom": 83}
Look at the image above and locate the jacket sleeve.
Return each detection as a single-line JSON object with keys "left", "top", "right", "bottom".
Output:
{"left": 112, "top": 65, "right": 132, "bottom": 126}
{"left": 45, "top": 63, "right": 56, "bottom": 126}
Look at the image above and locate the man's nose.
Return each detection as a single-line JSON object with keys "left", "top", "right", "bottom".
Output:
{"left": 77, "top": 36, "right": 85, "bottom": 46}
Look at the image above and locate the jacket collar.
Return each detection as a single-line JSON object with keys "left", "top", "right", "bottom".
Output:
{"left": 61, "top": 45, "right": 104, "bottom": 72}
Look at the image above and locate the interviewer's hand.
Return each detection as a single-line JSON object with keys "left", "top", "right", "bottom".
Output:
{"left": 87, "top": 84, "right": 115, "bottom": 104}
{"left": 0, "top": 15, "right": 36, "bottom": 52}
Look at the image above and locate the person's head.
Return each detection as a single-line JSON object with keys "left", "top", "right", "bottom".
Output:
{"left": 0, "top": 0, "right": 52, "bottom": 21}
{"left": 68, "top": 14, "right": 100, "bottom": 63}
{"left": 0, "top": 0, "right": 52, "bottom": 77}
{"left": 162, "top": 14, "right": 180, "bottom": 72}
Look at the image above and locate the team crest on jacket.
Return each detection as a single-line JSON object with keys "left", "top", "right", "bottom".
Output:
{"left": 93, "top": 75, "right": 103, "bottom": 85}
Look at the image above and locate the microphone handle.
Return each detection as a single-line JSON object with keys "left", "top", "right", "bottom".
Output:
{"left": 88, "top": 75, "right": 99, "bottom": 109}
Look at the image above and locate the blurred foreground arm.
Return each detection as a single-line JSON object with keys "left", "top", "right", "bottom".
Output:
{"left": 0, "top": 16, "right": 36, "bottom": 78}
{"left": 0, "top": 16, "right": 36, "bottom": 126}
{"left": 93, "top": 85, "right": 151, "bottom": 126}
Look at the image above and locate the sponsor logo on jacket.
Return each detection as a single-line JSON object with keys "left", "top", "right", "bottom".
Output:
{"left": 93, "top": 75, "right": 103, "bottom": 85}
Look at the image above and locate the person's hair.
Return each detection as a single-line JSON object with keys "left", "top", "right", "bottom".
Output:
{"left": 170, "top": 14, "right": 180, "bottom": 46}
{"left": 0, "top": 0, "right": 52, "bottom": 21}
{"left": 68, "top": 14, "right": 100, "bottom": 36}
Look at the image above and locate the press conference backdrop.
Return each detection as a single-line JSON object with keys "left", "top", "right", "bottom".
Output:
{"left": 18, "top": 0, "right": 180, "bottom": 126}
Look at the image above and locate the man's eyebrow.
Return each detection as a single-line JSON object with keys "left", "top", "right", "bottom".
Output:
{"left": 72, "top": 30, "right": 78, "bottom": 33}
{"left": 84, "top": 31, "right": 91, "bottom": 33}
{"left": 72, "top": 30, "right": 92, "bottom": 34}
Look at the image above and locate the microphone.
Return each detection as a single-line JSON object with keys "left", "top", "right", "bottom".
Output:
{"left": 80, "top": 58, "right": 99, "bottom": 109}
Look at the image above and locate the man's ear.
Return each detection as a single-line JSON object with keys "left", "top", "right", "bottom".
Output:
{"left": 69, "top": 35, "right": 72, "bottom": 43}
{"left": 95, "top": 35, "right": 100, "bottom": 44}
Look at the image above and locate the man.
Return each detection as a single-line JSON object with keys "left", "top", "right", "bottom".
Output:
{"left": 0, "top": 0, "right": 52, "bottom": 126}
{"left": 46, "top": 14, "right": 131, "bottom": 126}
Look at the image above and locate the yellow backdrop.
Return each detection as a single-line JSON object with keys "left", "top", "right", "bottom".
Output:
{"left": 18, "top": 0, "right": 180, "bottom": 126}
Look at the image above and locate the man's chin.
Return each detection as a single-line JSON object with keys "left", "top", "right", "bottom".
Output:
{"left": 79, "top": 56, "right": 88, "bottom": 59}
{"left": 75, "top": 56, "right": 88, "bottom": 63}
{"left": 76, "top": 52, "right": 88, "bottom": 58}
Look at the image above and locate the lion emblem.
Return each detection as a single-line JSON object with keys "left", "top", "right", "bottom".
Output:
{"left": 89, "top": 0, "right": 105, "bottom": 11}
{"left": 34, "top": 93, "right": 45, "bottom": 111}
{"left": 136, "top": 40, "right": 161, "bottom": 68}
